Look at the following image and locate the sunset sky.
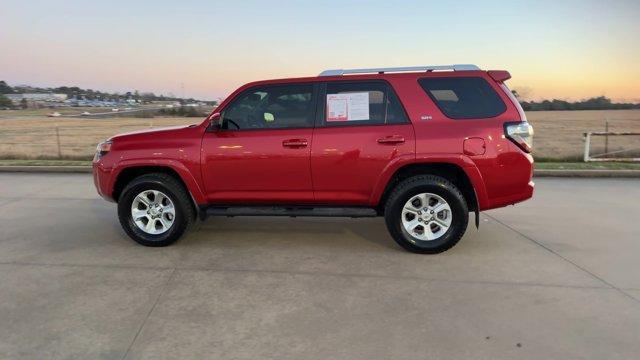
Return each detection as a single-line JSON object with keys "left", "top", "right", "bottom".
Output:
{"left": 2, "top": 0, "right": 639, "bottom": 102}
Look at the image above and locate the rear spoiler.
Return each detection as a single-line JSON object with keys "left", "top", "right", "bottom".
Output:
{"left": 487, "top": 70, "right": 511, "bottom": 83}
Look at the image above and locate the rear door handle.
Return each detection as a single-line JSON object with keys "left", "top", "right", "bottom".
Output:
{"left": 282, "top": 139, "right": 308, "bottom": 148}
{"left": 377, "top": 135, "right": 405, "bottom": 144}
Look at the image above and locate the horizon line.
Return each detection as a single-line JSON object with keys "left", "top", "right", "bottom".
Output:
{"left": 3, "top": 80, "right": 640, "bottom": 105}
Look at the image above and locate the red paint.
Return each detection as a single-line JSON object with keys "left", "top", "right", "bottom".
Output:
{"left": 201, "top": 128, "right": 314, "bottom": 203}
{"left": 463, "top": 137, "right": 486, "bottom": 156}
{"left": 93, "top": 69, "right": 533, "bottom": 211}
{"left": 487, "top": 70, "right": 512, "bottom": 83}
{"left": 311, "top": 124, "right": 415, "bottom": 204}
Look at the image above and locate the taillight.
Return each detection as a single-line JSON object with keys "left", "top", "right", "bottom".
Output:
{"left": 504, "top": 122, "right": 534, "bottom": 153}
{"left": 96, "top": 140, "right": 112, "bottom": 157}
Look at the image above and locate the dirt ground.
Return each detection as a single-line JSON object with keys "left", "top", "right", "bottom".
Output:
{"left": 0, "top": 110, "right": 639, "bottom": 160}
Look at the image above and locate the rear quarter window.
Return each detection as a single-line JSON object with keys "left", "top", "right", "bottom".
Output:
{"left": 418, "top": 77, "right": 506, "bottom": 119}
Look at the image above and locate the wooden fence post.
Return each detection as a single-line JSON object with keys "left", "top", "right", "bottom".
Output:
{"left": 55, "top": 126, "right": 62, "bottom": 159}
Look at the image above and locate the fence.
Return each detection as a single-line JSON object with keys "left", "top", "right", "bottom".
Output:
{"left": 583, "top": 132, "right": 640, "bottom": 162}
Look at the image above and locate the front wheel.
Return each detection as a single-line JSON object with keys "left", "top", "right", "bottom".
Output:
{"left": 384, "top": 175, "right": 469, "bottom": 254}
{"left": 117, "top": 173, "right": 195, "bottom": 247}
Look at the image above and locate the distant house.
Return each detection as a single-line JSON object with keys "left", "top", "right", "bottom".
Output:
{"left": 5, "top": 93, "right": 68, "bottom": 105}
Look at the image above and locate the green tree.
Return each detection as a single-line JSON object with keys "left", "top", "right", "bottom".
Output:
{"left": 0, "top": 94, "right": 12, "bottom": 107}
{"left": 0, "top": 81, "right": 14, "bottom": 94}
{"left": 20, "top": 98, "right": 28, "bottom": 109}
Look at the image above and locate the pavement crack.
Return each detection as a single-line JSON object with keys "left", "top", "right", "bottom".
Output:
{"left": 0, "top": 260, "right": 616, "bottom": 291}
{"left": 121, "top": 267, "right": 176, "bottom": 360}
{"left": 484, "top": 213, "right": 640, "bottom": 306}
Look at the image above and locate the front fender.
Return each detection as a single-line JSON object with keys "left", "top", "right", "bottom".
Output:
{"left": 109, "top": 158, "right": 207, "bottom": 204}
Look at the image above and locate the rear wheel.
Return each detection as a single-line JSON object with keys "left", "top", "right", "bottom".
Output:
{"left": 384, "top": 175, "right": 468, "bottom": 253}
{"left": 118, "top": 173, "right": 195, "bottom": 247}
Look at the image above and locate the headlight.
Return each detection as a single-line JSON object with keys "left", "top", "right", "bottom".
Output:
{"left": 96, "top": 140, "right": 112, "bottom": 157}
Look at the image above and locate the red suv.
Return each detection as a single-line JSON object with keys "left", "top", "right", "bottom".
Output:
{"left": 93, "top": 64, "right": 534, "bottom": 253}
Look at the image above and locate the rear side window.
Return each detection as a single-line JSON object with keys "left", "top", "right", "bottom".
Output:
{"left": 418, "top": 77, "right": 506, "bottom": 119}
{"left": 324, "top": 82, "right": 408, "bottom": 126}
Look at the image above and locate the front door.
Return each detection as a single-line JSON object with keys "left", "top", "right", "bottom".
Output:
{"left": 201, "top": 83, "right": 317, "bottom": 203}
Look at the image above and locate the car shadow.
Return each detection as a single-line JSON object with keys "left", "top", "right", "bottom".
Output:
{"left": 187, "top": 216, "right": 401, "bottom": 251}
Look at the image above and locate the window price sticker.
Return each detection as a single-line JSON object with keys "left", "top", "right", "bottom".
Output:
{"left": 326, "top": 92, "right": 369, "bottom": 121}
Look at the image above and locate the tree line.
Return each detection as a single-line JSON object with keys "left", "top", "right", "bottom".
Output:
{"left": 517, "top": 95, "right": 640, "bottom": 111}
{"left": 0, "top": 80, "right": 216, "bottom": 105}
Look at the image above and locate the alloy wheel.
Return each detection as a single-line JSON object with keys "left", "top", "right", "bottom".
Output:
{"left": 401, "top": 192, "right": 452, "bottom": 241}
{"left": 131, "top": 190, "right": 176, "bottom": 235}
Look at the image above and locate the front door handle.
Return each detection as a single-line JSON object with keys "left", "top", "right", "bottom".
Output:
{"left": 377, "top": 135, "right": 405, "bottom": 144}
{"left": 282, "top": 139, "right": 308, "bottom": 148}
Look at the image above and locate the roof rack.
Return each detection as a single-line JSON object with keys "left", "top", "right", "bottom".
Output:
{"left": 318, "top": 64, "right": 480, "bottom": 77}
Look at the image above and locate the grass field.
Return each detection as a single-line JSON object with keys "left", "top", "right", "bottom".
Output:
{"left": 526, "top": 110, "right": 640, "bottom": 160}
{"left": 1, "top": 109, "right": 639, "bottom": 160}
{"left": 0, "top": 106, "right": 158, "bottom": 117}
{"left": 534, "top": 162, "right": 640, "bottom": 170}
{"left": 0, "top": 116, "right": 198, "bottom": 159}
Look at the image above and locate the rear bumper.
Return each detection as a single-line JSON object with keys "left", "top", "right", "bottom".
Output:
{"left": 484, "top": 180, "right": 534, "bottom": 210}
{"left": 476, "top": 147, "right": 534, "bottom": 211}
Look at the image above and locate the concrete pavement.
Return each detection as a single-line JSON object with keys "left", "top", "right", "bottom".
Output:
{"left": 0, "top": 174, "right": 639, "bottom": 359}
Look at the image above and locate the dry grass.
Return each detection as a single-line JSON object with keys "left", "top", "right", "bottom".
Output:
{"left": 527, "top": 110, "right": 640, "bottom": 159}
{"left": 1, "top": 110, "right": 639, "bottom": 160}
{"left": 0, "top": 116, "right": 199, "bottom": 159}
{"left": 0, "top": 107, "right": 117, "bottom": 117}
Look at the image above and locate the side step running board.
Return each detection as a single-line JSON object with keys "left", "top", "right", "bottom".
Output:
{"left": 202, "top": 206, "right": 378, "bottom": 219}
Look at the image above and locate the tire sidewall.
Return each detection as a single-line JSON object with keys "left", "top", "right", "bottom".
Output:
{"left": 118, "top": 179, "right": 187, "bottom": 246}
{"left": 386, "top": 181, "right": 468, "bottom": 252}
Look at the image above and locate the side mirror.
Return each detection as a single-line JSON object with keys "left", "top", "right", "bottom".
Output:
{"left": 209, "top": 113, "right": 221, "bottom": 131}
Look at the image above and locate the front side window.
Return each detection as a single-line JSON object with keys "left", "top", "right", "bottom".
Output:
{"left": 418, "top": 77, "right": 506, "bottom": 119}
{"left": 222, "top": 84, "right": 315, "bottom": 130}
{"left": 324, "top": 82, "right": 408, "bottom": 126}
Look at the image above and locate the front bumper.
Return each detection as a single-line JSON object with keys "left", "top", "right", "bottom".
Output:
{"left": 93, "top": 160, "right": 115, "bottom": 202}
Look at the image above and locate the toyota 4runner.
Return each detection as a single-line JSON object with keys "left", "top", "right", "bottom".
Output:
{"left": 93, "top": 64, "right": 534, "bottom": 253}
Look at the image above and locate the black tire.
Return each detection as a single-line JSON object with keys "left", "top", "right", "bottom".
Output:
{"left": 384, "top": 175, "right": 468, "bottom": 254}
{"left": 117, "top": 173, "right": 195, "bottom": 247}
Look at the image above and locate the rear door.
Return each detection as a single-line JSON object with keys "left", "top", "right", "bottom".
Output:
{"left": 201, "top": 83, "right": 317, "bottom": 203}
{"left": 311, "top": 81, "right": 415, "bottom": 204}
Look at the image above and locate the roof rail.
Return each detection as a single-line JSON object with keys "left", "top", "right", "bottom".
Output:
{"left": 318, "top": 64, "right": 480, "bottom": 77}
